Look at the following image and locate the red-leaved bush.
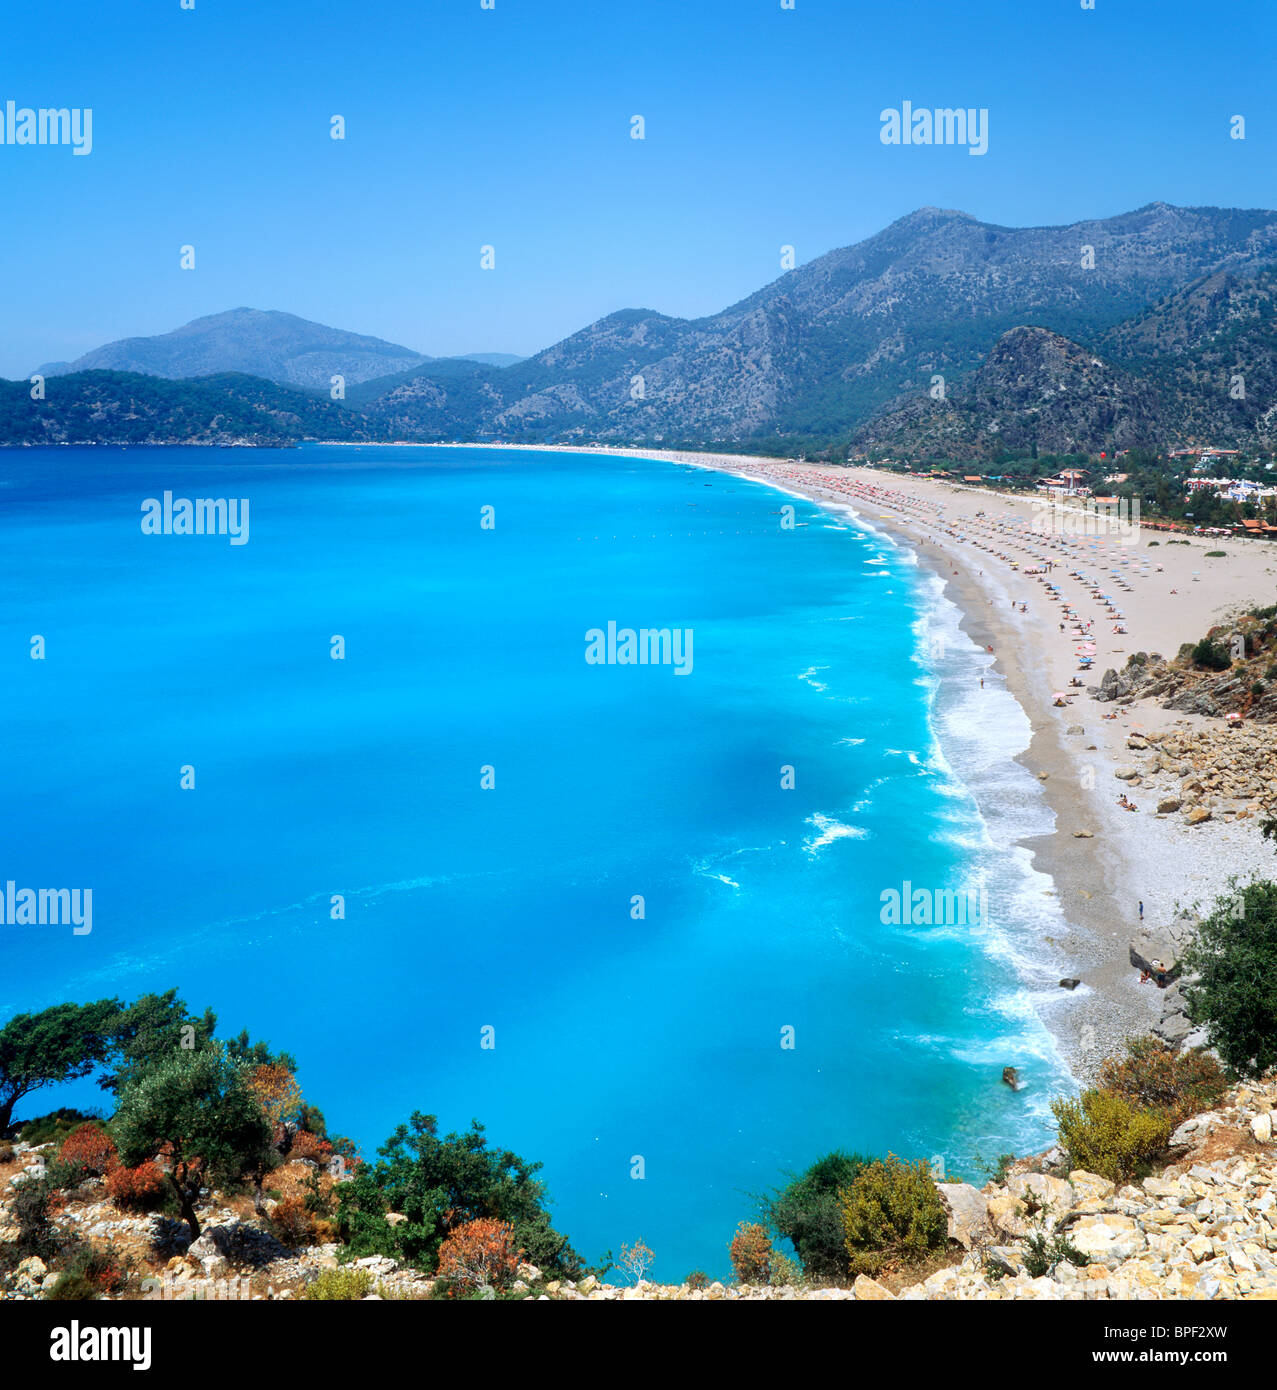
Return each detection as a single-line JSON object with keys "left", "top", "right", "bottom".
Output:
{"left": 105, "top": 1161, "right": 167, "bottom": 1211}
{"left": 437, "top": 1218, "right": 523, "bottom": 1294}
{"left": 58, "top": 1123, "right": 118, "bottom": 1177}
{"left": 290, "top": 1130, "right": 334, "bottom": 1163}
{"left": 728, "top": 1221, "right": 773, "bottom": 1284}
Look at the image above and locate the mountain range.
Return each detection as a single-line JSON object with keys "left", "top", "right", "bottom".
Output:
{"left": 12, "top": 203, "right": 1277, "bottom": 456}
{"left": 35, "top": 308, "right": 523, "bottom": 391}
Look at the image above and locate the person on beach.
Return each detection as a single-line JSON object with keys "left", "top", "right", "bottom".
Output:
{"left": 1139, "top": 900, "right": 1144, "bottom": 922}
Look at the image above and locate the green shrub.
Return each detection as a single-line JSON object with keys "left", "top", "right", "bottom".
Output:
{"left": 44, "top": 1157, "right": 96, "bottom": 1192}
{"left": 1205, "top": 550, "right": 1228, "bottom": 558}
{"left": 0, "top": 1175, "right": 69, "bottom": 1267}
{"left": 17, "top": 1109, "right": 101, "bottom": 1148}
{"left": 1021, "top": 1230, "right": 1089, "bottom": 1278}
{"left": 303, "top": 1267, "right": 373, "bottom": 1301}
{"left": 839, "top": 1155, "right": 948, "bottom": 1277}
{"left": 1183, "top": 879, "right": 1277, "bottom": 1077}
{"left": 1097, "top": 1037, "right": 1227, "bottom": 1124}
{"left": 768, "top": 1252, "right": 806, "bottom": 1288}
{"left": 1051, "top": 1090, "right": 1171, "bottom": 1182}
{"left": 685, "top": 1269, "right": 709, "bottom": 1291}
{"left": 982, "top": 1152, "right": 1016, "bottom": 1185}
{"left": 764, "top": 1150, "right": 872, "bottom": 1282}
{"left": 336, "top": 1112, "right": 582, "bottom": 1279}
{"left": 1191, "top": 638, "right": 1231, "bottom": 671}
{"left": 45, "top": 1246, "right": 126, "bottom": 1300}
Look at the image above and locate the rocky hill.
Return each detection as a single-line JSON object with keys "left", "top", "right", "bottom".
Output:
{"left": 852, "top": 265, "right": 1277, "bottom": 461}
{"left": 353, "top": 203, "right": 1277, "bottom": 447}
{"left": 851, "top": 326, "right": 1163, "bottom": 459}
{"left": 1099, "top": 266, "right": 1277, "bottom": 444}
{"left": 36, "top": 309, "right": 488, "bottom": 393}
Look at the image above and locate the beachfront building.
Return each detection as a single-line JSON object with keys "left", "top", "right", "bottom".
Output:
{"left": 1186, "top": 477, "right": 1277, "bottom": 504}
{"left": 1037, "top": 467, "right": 1092, "bottom": 497}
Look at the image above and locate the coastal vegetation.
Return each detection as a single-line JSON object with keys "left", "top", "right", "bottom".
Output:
{"left": 1050, "top": 1090, "right": 1172, "bottom": 1184}
{"left": 762, "top": 1149, "right": 871, "bottom": 1282}
{"left": 1183, "top": 879, "right": 1277, "bottom": 1077}
{"left": 1095, "top": 1037, "right": 1228, "bottom": 1124}
{"left": 1, "top": 883, "right": 1274, "bottom": 1299}
{"left": 839, "top": 1155, "right": 949, "bottom": 1278}
{"left": 0, "top": 370, "right": 368, "bottom": 447}
{"left": 727, "top": 1222, "right": 773, "bottom": 1284}
{"left": 334, "top": 1111, "right": 583, "bottom": 1281}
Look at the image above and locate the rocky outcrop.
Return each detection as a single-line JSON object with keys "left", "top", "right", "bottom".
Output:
{"left": 1095, "top": 627, "right": 1277, "bottom": 726}
{"left": 854, "top": 327, "right": 1163, "bottom": 460}
{"left": 1102, "top": 721, "right": 1277, "bottom": 824}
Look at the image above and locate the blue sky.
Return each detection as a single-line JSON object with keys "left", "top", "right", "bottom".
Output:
{"left": 2, "top": 0, "right": 1273, "bottom": 377}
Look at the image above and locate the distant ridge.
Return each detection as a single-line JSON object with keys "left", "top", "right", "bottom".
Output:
{"left": 35, "top": 308, "right": 520, "bottom": 392}
{"left": 347, "top": 201, "right": 1277, "bottom": 451}
{"left": 13, "top": 204, "right": 1277, "bottom": 452}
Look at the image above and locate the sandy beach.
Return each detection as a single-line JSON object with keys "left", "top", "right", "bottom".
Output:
{"left": 414, "top": 441, "right": 1277, "bottom": 1078}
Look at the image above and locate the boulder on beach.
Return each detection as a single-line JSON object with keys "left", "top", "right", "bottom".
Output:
{"left": 1129, "top": 939, "right": 1183, "bottom": 988}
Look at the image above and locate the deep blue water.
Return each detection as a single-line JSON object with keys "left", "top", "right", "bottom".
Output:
{"left": 1, "top": 444, "right": 1074, "bottom": 1279}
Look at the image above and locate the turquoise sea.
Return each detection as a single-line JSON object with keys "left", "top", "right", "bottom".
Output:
{"left": 1, "top": 444, "right": 1076, "bottom": 1279}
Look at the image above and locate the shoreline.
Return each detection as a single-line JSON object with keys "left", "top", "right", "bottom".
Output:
{"left": 384, "top": 441, "right": 1277, "bottom": 1079}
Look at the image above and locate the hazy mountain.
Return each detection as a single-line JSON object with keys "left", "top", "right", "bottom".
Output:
{"left": 35, "top": 309, "right": 517, "bottom": 392}
{"left": 355, "top": 203, "right": 1277, "bottom": 445}
{"left": 452, "top": 352, "right": 525, "bottom": 368}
